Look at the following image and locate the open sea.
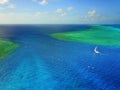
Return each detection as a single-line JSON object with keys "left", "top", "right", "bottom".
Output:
{"left": 0, "top": 25, "right": 120, "bottom": 90}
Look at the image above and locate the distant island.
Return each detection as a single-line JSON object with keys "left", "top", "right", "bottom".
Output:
{"left": 51, "top": 25, "right": 120, "bottom": 46}
{"left": 0, "top": 39, "right": 19, "bottom": 59}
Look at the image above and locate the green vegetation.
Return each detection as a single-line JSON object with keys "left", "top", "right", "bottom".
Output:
{"left": 51, "top": 25, "right": 120, "bottom": 46}
{"left": 0, "top": 39, "right": 19, "bottom": 59}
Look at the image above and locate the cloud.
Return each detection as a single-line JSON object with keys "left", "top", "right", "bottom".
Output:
{"left": 56, "top": 8, "right": 67, "bottom": 16}
{"left": 0, "top": 4, "right": 15, "bottom": 9}
{"left": 87, "top": 10, "right": 96, "bottom": 17}
{"left": 39, "top": 0, "right": 48, "bottom": 6}
{"left": 32, "top": 0, "right": 37, "bottom": 2}
{"left": 61, "top": 12, "right": 67, "bottom": 16}
{"left": 56, "top": 9, "right": 64, "bottom": 13}
{"left": 56, "top": 6, "right": 74, "bottom": 16}
{"left": 0, "top": 0, "right": 8, "bottom": 4}
{"left": 34, "top": 11, "right": 48, "bottom": 16}
{"left": 33, "top": 0, "right": 48, "bottom": 6}
{"left": 0, "top": 6, "right": 5, "bottom": 9}
{"left": 0, "top": 13, "right": 14, "bottom": 17}
{"left": 0, "top": 0, "right": 15, "bottom": 9}
{"left": 67, "top": 7, "right": 74, "bottom": 11}
{"left": 83, "top": 10, "right": 98, "bottom": 19}
{"left": 7, "top": 4, "right": 15, "bottom": 8}
{"left": 80, "top": 10, "right": 107, "bottom": 23}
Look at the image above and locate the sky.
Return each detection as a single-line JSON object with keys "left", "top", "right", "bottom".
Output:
{"left": 0, "top": 0, "right": 120, "bottom": 24}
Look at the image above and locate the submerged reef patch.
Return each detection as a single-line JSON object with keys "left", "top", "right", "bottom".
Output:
{"left": 0, "top": 39, "right": 19, "bottom": 59}
{"left": 51, "top": 25, "right": 120, "bottom": 46}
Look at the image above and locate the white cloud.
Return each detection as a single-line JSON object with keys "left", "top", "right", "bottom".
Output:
{"left": 32, "top": 0, "right": 37, "bottom": 2}
{"left": 39, "top": 0, "right": 48, "bottom": 6}
{"left": 56, "top": 8, "right": 67, "bottom": 16}
{"left": 0, "top": 0, "right": 8, "bottom": 4}
{"left": 56, "top": 6, "right": 74, "bottom": 16}
{"left": 7, "top": 4, "right": 15, "bottom": 8}
{"left": 61, "top": 12, "right": 67, "bottom": 16}
{"left": 0, "top": 0, "right": 15, "bottom": 9}
{"left": 67, "top": 7, "right": 74, "bottom": 11}
{"left": 56, "top": 9, "right": 64, "bottom": 13}
{"left": 0, "top": 6, "right": 5, "bottom": 9}
{"left": 81, "top": 10, "right": 106, "bottom": 23}
{"left": 0, "top": 4, "right": 15, "bottom": 10}
{"left": 34, "top": 11, "right": 48, "bottom": 16}
{"left": 0, "top": 13, "right": 14, "bottom": 17}
{"left": 87, "top": 10, "right": 96, "bottom": 17}
{"left": 33, "top": 0, "right": 48, "bottom": 6}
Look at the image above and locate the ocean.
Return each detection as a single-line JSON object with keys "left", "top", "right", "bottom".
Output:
{"left": 0, "top": 25, "right": 120, "bottom": 90}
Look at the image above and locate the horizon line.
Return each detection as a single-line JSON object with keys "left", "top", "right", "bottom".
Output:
{"left": 0, "top": 24, "right": 120, "bottom": 25}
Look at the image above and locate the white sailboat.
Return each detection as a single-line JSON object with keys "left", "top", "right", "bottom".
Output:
{"left": 94, "top": 46, "right": 100, "bottom": 54}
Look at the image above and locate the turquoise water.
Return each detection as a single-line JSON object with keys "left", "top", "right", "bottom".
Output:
{"left": 0, "top": 25, "right": 120, "bottom": 90}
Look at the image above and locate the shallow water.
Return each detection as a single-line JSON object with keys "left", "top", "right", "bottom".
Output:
{"left": 0, "top": 25, "right": 120, "bottom": 90}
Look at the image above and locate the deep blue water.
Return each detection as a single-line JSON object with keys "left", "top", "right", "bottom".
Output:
{"left": 0, "top": 25, "right": 120, "bottom": 90}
